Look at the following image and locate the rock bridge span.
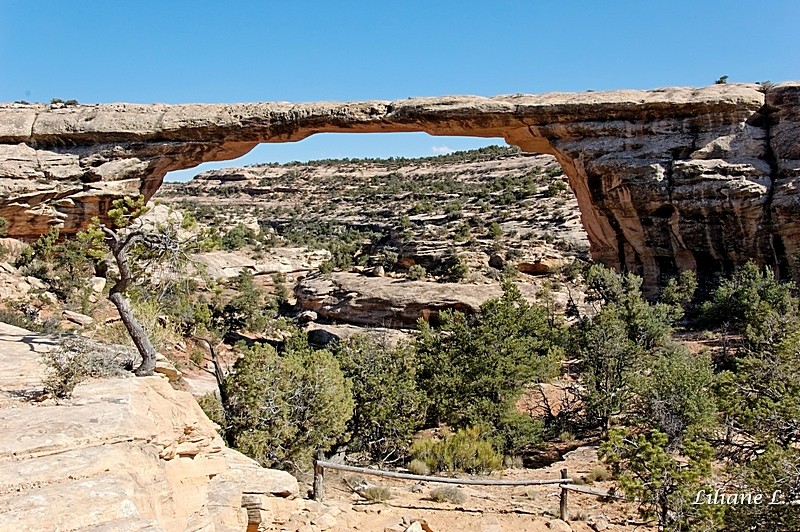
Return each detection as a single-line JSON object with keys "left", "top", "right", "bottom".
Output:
{"left": 1, "top": 82, "right": 799, "bottom": 288}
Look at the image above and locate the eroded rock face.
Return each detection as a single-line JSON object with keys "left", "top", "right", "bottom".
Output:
{"left": 2, "top": 83, "right": 799, "bottom": 287}
{"left": 295, "top": 272, "right": 577, "bottom": 328}
{"left": 0, "top": 322, "right": 298, "bottom": 532}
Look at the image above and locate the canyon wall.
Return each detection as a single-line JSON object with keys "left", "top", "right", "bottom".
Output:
{"left": 1, "top": 82, "right": 798, "bottom": 287}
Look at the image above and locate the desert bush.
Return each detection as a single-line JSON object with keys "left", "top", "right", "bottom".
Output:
{"left": 441, "top": 251, "right": 468, "bottom": 282}
{"left": 97, "top": 295, "right": 181, "bottom": 353}
{"left": 635, "top": 343, "right": 717, "bottom": 446}
{"left": 407, "top": 264, "right": 427, "bottom": 280}
{"left": 545, "top": 180, "right": 568, "bottom": 197}
{"left": 214, "top": 269, "right": 277, "bottom": 334}
{"left": 271, "top": 272, "right": 290, "bottom": 304}
{"left": 659, "top": 270, "right": 698, "bottom": 320}
{"left": 585, "top": 466, "right": 611, "bottom": 484}
{"left": 699, "top": 261, "right": 797, "bottom": 349}
{"left": 575, "top": 265, "right": 679, "bottom": 430}
{"left": 600, "top": 429, "right": 722, "bottom": 531}
{"left": 222, "top": 341, "right": 353, "bottom": 470}
{"left": 406, "top": 459, "right": 430, "bottom": 476}
{"left": 429, "top": 486, "right": 465, "bottom": 504}
{"left": 221, "top": 223, "right": 256, "bottom": 250}
{"left": 488, "top": 222, "right": 502, "bottom": 239}
{"left": 196, "top": 392, "right": 226, "bottom": 431}
{"left": 410, "top": 426, "right": 503, "bottom": 474}
{"left": 189, "top": 347, "right": 205, "bottom": 367}
{"left": 416, "top": 280, "right": 561, "bottom": 453}
{"left": 334, "top": 335, "right": 427, "bottom": 463}
{"left": 360, "top": 486, "right": 391, "bottom": 502}
{"left": 0, "top": 306, "right": 43, "bottom": 332}
{"left": 42, "top": 336, "right": 133, "bottom": 399}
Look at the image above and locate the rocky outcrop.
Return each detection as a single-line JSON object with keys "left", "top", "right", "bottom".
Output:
{"left": 2, "top": 83, "right": 799, "bottom": 287}
{"left": 194, "top": 248, "right": 330, "bottom": 279}
{"left": 294, "top": 272, "right": 577, "bottom": 328}
{"left": 0, "top": 322, "right": 298, "bottom": 531}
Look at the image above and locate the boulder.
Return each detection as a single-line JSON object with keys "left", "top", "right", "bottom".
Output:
{"left": 62, "top": 309, "right": 94, "bottom": 327}
{"left": 296, "top": 271, "right": 550, "bottom": 328}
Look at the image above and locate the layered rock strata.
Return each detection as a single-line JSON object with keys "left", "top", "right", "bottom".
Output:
{"left": 1, "top": 82, "right": 799, "bottom": 286}
{"left": 0, "top": 322, "right": 298, "bottom": 531}
{"left": 295, "top": 272, "right": 578, "bottom": 328}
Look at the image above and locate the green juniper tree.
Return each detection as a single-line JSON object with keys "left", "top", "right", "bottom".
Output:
{"left": 222, "top": 338, "right": 353, "bottom": 470}
{"left": 334, "top": 335, "right": 427, "bottom": 463}
{"left": 416, "top": 279, "right": 562, "bottom": 454}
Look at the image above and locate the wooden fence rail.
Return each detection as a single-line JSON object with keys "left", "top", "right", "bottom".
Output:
{"left": 312, "top": 457, "right": 577, "bottom": 521}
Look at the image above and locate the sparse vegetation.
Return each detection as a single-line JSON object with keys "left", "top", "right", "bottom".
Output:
{"left": 18, "top": 145, "right": 800, "bottom": 528}
{"left": 41, "top": 336, "right": 133, "bottom": 399}
{"left": 429, "top": 486, "right": 465, "bottom": 504}
{"left": 411, "top": 426, "right": 503, "bottom": 474}
{"left": 359, "top": 485, "right": 392, "bottom": 502}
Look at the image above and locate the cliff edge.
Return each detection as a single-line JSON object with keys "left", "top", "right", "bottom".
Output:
{"left": 0, "top": 322, "right": 298, "bottom": 531}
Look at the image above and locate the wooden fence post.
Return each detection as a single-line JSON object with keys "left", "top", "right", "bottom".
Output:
{"left": 560, "top": 468, "right": 568, "bottom": 522}
{"left": 313, "top": 451, "right": 325, "bottom": 502}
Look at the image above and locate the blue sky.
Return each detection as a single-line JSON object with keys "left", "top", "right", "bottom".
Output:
{"left": 2, "top": 1, "right": 798, "bottom": 181}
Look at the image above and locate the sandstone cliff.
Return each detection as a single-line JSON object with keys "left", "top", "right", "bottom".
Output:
{"left": 1, "top": 82, "right": 798, "bottom": 287}
{"left": 0, "top": 322, "right": 298, "bottom": 531}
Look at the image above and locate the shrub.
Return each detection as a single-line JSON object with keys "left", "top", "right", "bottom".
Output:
{"left": 407, "top": 264, "right": 427, "bottom": 280}
{"left": 576, "top": 265, "right": 679, "bottom": 430}
{"left": 222, "top": 341, "right": 353, "bottom": 470}
{"left": 600, "top": 429, "right": 722, "bottom": 531}
{"left": 180, "top": 210, "right": 197, "bottom": 229}
{"left": 429, "top": 486, "right": 465, "bottom": 504}
{"left": 42, "top": 336, "right": 133, "bottom": 399}
{"left": 97, "top": 295, "right": 181, "bottom": 353}
{"left": 441, "top": 252, "right": 468, "bottom": 282}
{"left": 197, "top": 392, "right": 226, "bottom": 430}
{"left": 635, "top": 344, "right": 717, "bottom": 446}
{"left": 215, "top": 269, "right": 277, "bottom": 334}
{"left": 334, "top": 336, "right": 427, "bottom": 463}
{"left": 360, "top": 486, "right": 392, "bottom": 502}
{"left": 585, "top": 466, "right": 611, "bottom": 484}
{"left": 416, "top": 280, "right": 561, "bottom": 453}
{"left": 406, "top": 459, "right": 430, "bottom": 476}
{"left": 545, "top": 180, "right": 568, "bottom": 197}
{"left": 221, "top": 223, "right": 256, "bottom": 250}
{"left": 410, "top": 426, "right": 503, "bottom": 474}
{"left": 699, "top": 261, "right": 797, "bottom": 348}
{"left": 659, "top": 270, "right": 697, "bottom": 320}
{"left": 189, "top": 347, "right": 205, "bottom": 367}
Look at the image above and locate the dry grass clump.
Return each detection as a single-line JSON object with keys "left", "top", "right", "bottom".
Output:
{"left": 42, "top": 335, "right": 133, "bottom": 399}
{"left": 360, "top": 486, "right": 392, "bottom": 502}
{"left": 410, "top": 426, "right": 503, "bottom": 474}
{"left": 585, "top": 466, "right": 611, "bottom": 484}
{"left": 406, "top": 459, "right": 431, "bottom": 476}
{"left": 429, "top": 486, "right": 465, "bottom": 504}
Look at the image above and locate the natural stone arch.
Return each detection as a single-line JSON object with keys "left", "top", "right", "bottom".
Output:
{"left": 1, "top": 82, "right": 798, "bottom": 289}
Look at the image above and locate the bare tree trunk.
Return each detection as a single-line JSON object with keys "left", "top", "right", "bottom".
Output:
{"left": 109, "top": 291, "right": 157, "bottom": 376}
{"left": 196, "top": 337, "right": 235, "bottom": 446}
{"left": 104, "top": 227, "right": 158, "bottom": 377}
